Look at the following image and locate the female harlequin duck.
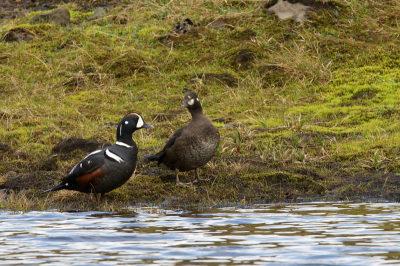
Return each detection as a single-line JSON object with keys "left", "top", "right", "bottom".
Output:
{"left": 45, "top": 113, "right": 153, "bottom": 199}
{"left": 145, "top": 91, "right": 220, "bottom": 187}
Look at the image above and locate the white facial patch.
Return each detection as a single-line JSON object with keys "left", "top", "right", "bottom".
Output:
{"left": 188, "top": 98, "right": 195, "bottom": 105}
{"left": 197, "top": 98, "right": 199, "bottom": 101}
{"left": 119, "top": 124, "right": 122, "bottom": 136}
{"left": 106, "top": 149, "right": 124, "bottom": 163}
{"left": 125, "top": 121, "right": 129, "bottom": 124}
{"left": 65, "top": 183, "right": 69, "bottom": 186}
{"left": 136, "top": 114, "right": 144, "bottom": 128}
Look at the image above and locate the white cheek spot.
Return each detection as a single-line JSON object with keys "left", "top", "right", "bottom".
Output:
{"left": 136, "top": 115, "right": 144, "bottom": 128}
{"left": 188, "top": 98, "right": 194, "bottom": 105}
{"left": 196, "top": 98, "right": 199, "bottom": 101}
{"left": 65, "top": 183, "right": 69, "bottom": 186}
{"left": 80, "top": 163, "right": 82, "bottom": 168}
{"left": 88, "top": 160, "right": 91, "bottom": 164}
{"left": 125, "top": 121, "right": 129, "bottom": 124}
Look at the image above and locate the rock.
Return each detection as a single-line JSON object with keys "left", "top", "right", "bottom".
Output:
{"left": 207, "top": 19, "right": 234, "bottom": 30}
{"left": 164, "top": 18, "right": 206, "bottom": 45}
{"left": 267, "top": 0, "right": 310, "bottom": 23}
{"left": 190, "top": 73, "right": 238, "bottom": 87}
{"left": 172, "top": 18, "right": 196, "bottom": 34}
{"left": 88, "top": 7, "right": 106, "bottom": 21}
{"left": 234, "top": 50, "right": 255, "bottom": 67}
{"left": 50, "top": 137, "right": 111, "bottom": 155}
{"left": 30, "top": 8, "right": 70, "bottom": 26}
{"left": 1, "top": 28, "right": 35, "bottom": 43}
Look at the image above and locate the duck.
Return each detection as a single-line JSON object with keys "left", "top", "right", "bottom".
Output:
{"left": 45, "top": 113, "right": 153, "bottom": 199}
{"left": 145, "top": 91, "right": 220, "bottom": 186}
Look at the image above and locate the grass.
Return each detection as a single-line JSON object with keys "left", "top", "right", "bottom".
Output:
{"left": 1, "top": 0, "right": 400, "bottom": 211}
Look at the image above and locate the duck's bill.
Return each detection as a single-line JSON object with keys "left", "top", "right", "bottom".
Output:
{"left": 142, "top": 122, "right": 154, "bottom": 129}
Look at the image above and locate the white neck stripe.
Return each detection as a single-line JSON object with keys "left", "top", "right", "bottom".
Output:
{"left": 116, "top": 141, "right": 133, "bottom": 148}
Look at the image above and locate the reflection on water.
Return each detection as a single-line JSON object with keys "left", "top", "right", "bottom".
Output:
{"left": 1, "top": 203, "right": 400, "bottom": 265}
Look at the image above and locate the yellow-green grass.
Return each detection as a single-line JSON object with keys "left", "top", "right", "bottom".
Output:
{"left": 1, "top": 0, "right": 400, "bottom": 211}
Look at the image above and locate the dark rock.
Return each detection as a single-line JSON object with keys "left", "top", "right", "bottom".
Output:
{"left": 234, "top": 50, "right": 255, "bottom": 67}
{"left": 190, "top": 73, "right": 238, "bottom": 87}
{"left": 172, "top": 18, "right": 196, "bottom": 34}
{"left": 88, "top": 7, "right": 106, "bottom": 21}
{"left": 50, "top": 137, "right": 111, "bottom": 155}
{"left": 2, "top": 171, "right": 61, "bottom": 192}
{"left": 1, "top": 29, "right": 35, "bottom": 43}
{"left": 163, "top": 18, "right": 206, "bottom": 45}
{"left": 30, "top": 8, "right": 70, "bottom": 25}
{"left": 207, "top": 19, "right": 234, "bottom": 30}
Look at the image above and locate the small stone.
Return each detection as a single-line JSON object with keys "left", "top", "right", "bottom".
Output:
{"left": 30, "top": 8, "right": 70, "bottom": 26}
{"left": 267, "top": 0, "right": 310, "bottom": 23}
{"left": 88, "top": 7, "right": 106, "bottom": 21}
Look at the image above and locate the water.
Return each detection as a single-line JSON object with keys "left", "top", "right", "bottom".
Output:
{"left": 1, "top": 203, "right": 400, "bottom": 265}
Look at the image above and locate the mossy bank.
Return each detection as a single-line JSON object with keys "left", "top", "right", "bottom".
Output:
{"left": 1, "top": 0, "right": 400, "bottom": 211}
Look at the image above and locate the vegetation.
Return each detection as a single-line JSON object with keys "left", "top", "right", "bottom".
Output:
{"left": 1, "top": 0, "right": 400, "bottom": 211}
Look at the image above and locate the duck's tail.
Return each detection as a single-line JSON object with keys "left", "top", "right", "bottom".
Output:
{"left": 43, "top": 183, "right": 66, "bottom": 193}
{"left": 144, "top": 154, "right": 160, "bottom": 161}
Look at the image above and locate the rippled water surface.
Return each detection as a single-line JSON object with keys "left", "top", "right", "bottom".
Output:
{"left": 1, "top": 202, "right": 400, "bottom": 265}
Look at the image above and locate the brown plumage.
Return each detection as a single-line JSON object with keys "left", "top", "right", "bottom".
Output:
{"left": 145, "top": 91, "right": 220, "bottom": 186}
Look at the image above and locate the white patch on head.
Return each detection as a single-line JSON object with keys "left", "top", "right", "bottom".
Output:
{"left": 80, "top": 163, "right": 82, "bottom": 168}
{"left": 65, "top": 183, "right": 69, "bottom": 186}
{"left": 136, "top": 114, "right": 144, "bottom": 128}
{"left": 88, "top": 160, "right": 91, "bottom": 164}
{"left": 125, "top": 121, "right": 129, "bottom": 124}
{"left": 106, "top": 149, "right": 125, "bottom": 163}
{"left": 188, "top": 98, "right": 195, "bottom": 105}
{"left": 196, "top": 98, "right": 199, "bottom": 101}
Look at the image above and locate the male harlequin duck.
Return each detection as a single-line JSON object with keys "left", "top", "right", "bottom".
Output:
{"left": 145, "top": 91, "right": 220, "bottom": 187}
{"left": 45, "top": 113, "right": 153, "bottom": 199}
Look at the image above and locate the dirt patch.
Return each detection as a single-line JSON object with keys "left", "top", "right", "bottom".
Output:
{"left": 2, "top": 171, "right": 61, "bottom": 193}
{"left": 50, "top": 138, "right": 110, "bottom": 156}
